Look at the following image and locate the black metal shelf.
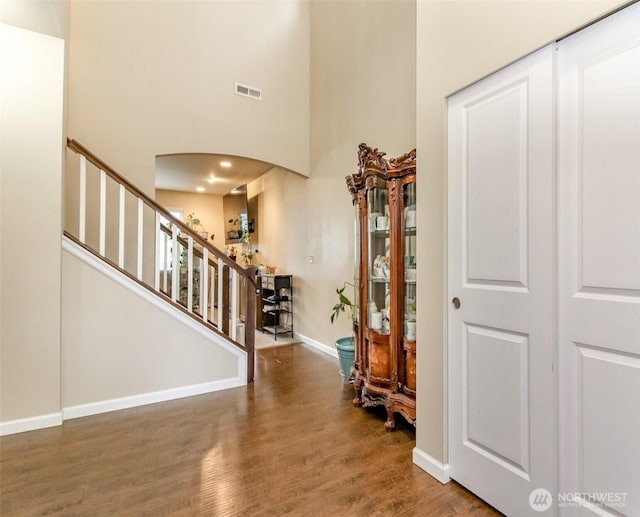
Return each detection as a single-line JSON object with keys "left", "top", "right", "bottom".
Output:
{"left": 262, "top": 325, "right": 293, "bottom": 336}
{"left": 257, "top": 274, "right": 293, "bottom": 340}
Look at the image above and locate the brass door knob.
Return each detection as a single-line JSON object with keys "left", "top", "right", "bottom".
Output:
{"left": 451, "top": 297, "right": 461, "bottom": 310}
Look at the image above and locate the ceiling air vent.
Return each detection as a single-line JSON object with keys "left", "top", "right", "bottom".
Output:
{"left": 235, "top": 82, "right": 262, "bottom": 101}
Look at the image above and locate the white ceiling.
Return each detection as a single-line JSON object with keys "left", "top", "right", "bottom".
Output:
{"left": 155, "top": 153, "right": 275, "bottom": 196}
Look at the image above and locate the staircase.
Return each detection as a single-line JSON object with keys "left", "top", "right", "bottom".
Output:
{"left": 64, "top": 138, "right": 256, "bottom": 383}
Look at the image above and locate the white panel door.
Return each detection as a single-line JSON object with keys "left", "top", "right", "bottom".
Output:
{"left": 558, "top": 4, "right": 640, "bottom": 516}
{"left": 448, "top": 46, "right": 555, "bottom": 516}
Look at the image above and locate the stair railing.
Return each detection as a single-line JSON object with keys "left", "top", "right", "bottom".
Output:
{"left": 65, "top": 138, "right": 256, "bottom": 382}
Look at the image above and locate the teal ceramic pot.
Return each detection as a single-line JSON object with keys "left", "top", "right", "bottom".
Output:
{"left": 335, "top": 336, "right": 355, "bottom": 383}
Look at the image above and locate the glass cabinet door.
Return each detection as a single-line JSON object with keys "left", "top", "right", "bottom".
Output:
{"left": 404, "top": 182, "right": 417, "bottom": 341}
{"left": 367, "top": 186, "right": 390, "bottom": 334}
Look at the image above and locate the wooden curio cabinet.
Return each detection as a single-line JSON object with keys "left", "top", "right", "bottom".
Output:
{"left": 346, "top": 143, "right": 416, "bottom": 431}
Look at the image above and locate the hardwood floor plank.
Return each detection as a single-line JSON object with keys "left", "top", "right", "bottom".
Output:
{"left": 0, "top": 343, "right": 501, "bottom": 516}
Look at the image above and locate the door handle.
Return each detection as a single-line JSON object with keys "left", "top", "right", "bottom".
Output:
{"left": 451, "top": 297, "right": 461, "bottom": 310}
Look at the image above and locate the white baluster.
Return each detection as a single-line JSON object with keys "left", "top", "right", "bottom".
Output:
{"left": 118, "top": 184, "right": 125, "bottom": 268}
{"left": 137, "top": 198, "right": 143, "bottom": 280}
{"left": 79, "top": 155, "right": 86, "bottom": 243}
{"left": 154, "top": 211, "right": 160, "bottom": 290}
{"left": 217, "top": 258, "right": 224, "bottom": 329}
{"left": 201, "top": 248, "right": 208, "bottom": 321}
{"left": 171, "top": 226, "right": 179, "bottom": 303}
{"left": 99, "top": 169, "right": 106, "bottom": 256}
{"left": 230, "top": 268, "right": 238, "bottom": 341}
{"left": 187, "top": 236, "right": 193, "bottom": 312}
{"left": 210, "top": 262, "right": 216, "bottom": 323}
{"left": 162, "top": 229, "right": 168, "bottom": 293}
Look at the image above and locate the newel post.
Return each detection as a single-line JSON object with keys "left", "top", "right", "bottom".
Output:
{"left": 244, "top": 267, "right": 257, "bottom": 383}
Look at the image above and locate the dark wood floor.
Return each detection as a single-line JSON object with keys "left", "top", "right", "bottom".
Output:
{"left": 0, "top": 344, "right": 500, "bottom": 516}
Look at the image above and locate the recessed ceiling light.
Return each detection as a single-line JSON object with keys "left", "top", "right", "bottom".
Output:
{"left": 220, "top": 161, "right": 232, "bottom": 168}
{"left": 207, "top": 177, "right": 217, "bottom": 184}
{"left": 196, "top": 187, "right": 205, "bottom": 192}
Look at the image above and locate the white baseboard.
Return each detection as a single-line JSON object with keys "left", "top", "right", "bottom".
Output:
{"left": 1, "top": 377, "right": 245, "bottom": 434}
{"left": 413, "top": 447, "right": 451, "bottom": 484}
{"left": 296, "top": 333, "right": 338, "bottom": 358}
{"left": 0, "top": 412, "right": 63, "bottom": 436}
{"left": 63, "top": 377, "right": 245, "bottom": 420}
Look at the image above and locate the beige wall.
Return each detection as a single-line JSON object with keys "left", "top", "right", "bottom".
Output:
{"left": 0, "top": 0, "right": 68, "bottom": 38}
{"left": 237, "top": 0, "right": 416, "bottom": 347}
{"left": 0, "top": 22, "right": 65, "bottom": 426}
{"left": 68, "top": 0, "right": 311, "bottom": 200}
{"left": 246, "top": 167, "right": 306, "bottom": 273}
{"left": 415, "top": 0, "right": 626, "bottom": 465}
{"left": 61, "top": 250, "right": 242, "bottom": 408}
{"left": 299, "top": 0, "right": 417, "bottom": 347}
{"left": 155, "top": 189, "right": 226, "bottom": 248}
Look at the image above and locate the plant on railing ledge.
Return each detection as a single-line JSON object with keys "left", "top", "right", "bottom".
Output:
{"left": 185, "top": 213, "right": 204, "bottom": 233}
{"left": 240, "top": 242, "right": 254, "bottom": 266}
{"left": 240, "top": 252, "right": 252, "bottom": 266}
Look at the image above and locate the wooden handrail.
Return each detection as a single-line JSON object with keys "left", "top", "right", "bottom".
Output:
{"left": 66, "top": 137, "right": 256, "bottom": 383}
{"left": 66, "top": 138, "right": 247, "bottom": 277}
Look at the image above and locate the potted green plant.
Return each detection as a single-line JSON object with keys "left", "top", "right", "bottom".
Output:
{"left": 185, "top": 213, "right": 203, "bottom": 233}
{"left": 330, "top": 282, "right": 357, "bottom": 383}
{"left": 240, "top": 238, "right": 255, "bottom": 266}
{"left": 184, "top": 213, "right": 209, "bottom": 240}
